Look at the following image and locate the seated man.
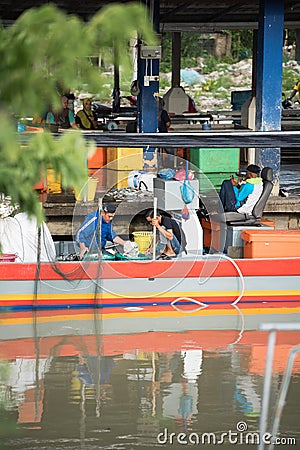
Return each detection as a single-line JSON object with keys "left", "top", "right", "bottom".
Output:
{"left": 145, "top": 209, "right": 187, "bottom": 259}
{"left": 76, "top": 203, "right": 124, "bottom": 259}
{"left": 210, "top": 164, "right": 263, "bottom": 252}
{"left": 218, "top": 164, "right": 263, "bottom": 219}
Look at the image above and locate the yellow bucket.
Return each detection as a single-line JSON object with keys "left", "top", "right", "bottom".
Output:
{"left": 133, "top": 231, "right": 153, "bottom": 254}
{"left": 75, "top": 177, "right": 98, "bottom": 202}
{"left": 47, "top": 168, "right": 61, "bottom": 194}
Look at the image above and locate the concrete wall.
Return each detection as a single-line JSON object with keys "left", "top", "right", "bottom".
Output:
{"left": 44, "top": 196, "right": 300, "bottom": 238}
{"left": 264, "top": 197, "right": 300, "bottom": 230}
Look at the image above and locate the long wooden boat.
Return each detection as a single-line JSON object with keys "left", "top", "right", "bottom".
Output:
{"left": 1, "top": 254, "right": 300, "bottom": 427}
{"left": 1, "top": 256, "right": 300, "bottom": 319}
{"left": 8, "top": 130, "right": 300, "bottom": 317}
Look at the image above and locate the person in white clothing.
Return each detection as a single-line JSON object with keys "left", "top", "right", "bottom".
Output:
{"left": 0, "top": 194, "right": 56, "bottom": 263}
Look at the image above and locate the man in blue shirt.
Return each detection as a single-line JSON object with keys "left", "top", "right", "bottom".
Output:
{"left": 209, "top": 164, "right": 264, "bottom": 252}
{"left": 76, "top": 203, "right": 124, "bottom": 259}
{"left": 219, "top": 164, "right": 263, "bottom": 216}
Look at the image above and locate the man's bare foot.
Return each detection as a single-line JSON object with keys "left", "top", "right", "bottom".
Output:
{"left": 164, "top": 244, "right": 176, "bottom": 257}
{"left": 164, "top": 251, "right": 176, "bottom": 257}
{"left": 159, "top": 246, "right": 167, "bottom": 254}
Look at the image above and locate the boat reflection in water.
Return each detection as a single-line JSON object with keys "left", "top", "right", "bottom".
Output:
{"left": 0, "top": 305, "right": 299, "bottom": 448}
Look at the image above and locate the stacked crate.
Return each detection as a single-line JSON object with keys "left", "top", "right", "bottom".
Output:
{"left": 106, "top": 148, "right": 144, "bottom": 189}
{"left": 189, "top": 147, "right": 240, "bottom": 194}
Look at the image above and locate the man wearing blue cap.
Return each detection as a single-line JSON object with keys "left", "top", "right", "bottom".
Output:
{"left": 76, "top": 203, "right": 125, "bottom": 259}
{"left": 219, "top": 164, "right": 263, "bottom": 215}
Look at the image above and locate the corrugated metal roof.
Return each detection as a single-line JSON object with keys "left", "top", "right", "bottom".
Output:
{"left": 1, "top": 1, "right": 299, "bottom": 30}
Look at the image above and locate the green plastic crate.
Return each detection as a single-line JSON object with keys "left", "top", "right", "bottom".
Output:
{"left": 189, "top": 148, "right": 239, "bottom": 173}
{"left": 199, "top": 172, "right": 233, "bottom": 193}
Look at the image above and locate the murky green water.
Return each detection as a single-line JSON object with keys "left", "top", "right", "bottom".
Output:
{"left": 0, "top": 313, "right": 299, "bottom": 449}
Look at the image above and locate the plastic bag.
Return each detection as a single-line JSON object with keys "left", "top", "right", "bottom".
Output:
{"left": 180, "top": 180, "right": 195, "bottom": 204}
{"left": 158, "top": 168, "right": 175, "bottom": 180}
{"left": 182, "top": 204, "right": 190, "bottom": 220}
{"left": 123, "top": 240, "right": 139, "bottom": 258}
{"left": 174, "top": 168, "right": 194, "bottom": 181}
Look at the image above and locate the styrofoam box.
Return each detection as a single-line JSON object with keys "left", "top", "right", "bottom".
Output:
{"left": 154, "top": 177, "right": 199, "bottom": 211}
{"left": 226, "top": 224, "right": 274, "bottom": 249}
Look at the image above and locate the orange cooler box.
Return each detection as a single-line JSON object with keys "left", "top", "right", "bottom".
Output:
{"left": 201, "top": 218, "right": 221, "bottom": 251}
{"left": 241, "top": 230, "right": 300, "bottom": 258}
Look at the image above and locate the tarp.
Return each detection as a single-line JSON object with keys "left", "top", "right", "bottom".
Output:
{"left": 180, "top": 69, "right": 205, "bottom": 86}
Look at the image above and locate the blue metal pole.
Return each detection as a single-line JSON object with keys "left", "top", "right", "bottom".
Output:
{"left": 137, "top": 58, "right": 159, "bottom": 136}
{"left": 137, "top": 0, "right": 160, "bottom": 169}
{"left": 256, "top": 0, "right": 284, "bottom": 194}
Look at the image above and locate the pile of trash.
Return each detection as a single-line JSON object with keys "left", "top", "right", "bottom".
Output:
{"left": 161, "top": 59, "right": 300, "bottom": 111}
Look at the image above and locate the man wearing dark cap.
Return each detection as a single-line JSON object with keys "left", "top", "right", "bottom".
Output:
{"left": 219, "top": 164, "right": 263, "bottom": 215}
{"left": 76, "top": 203, "right": 125, "bottom": 259}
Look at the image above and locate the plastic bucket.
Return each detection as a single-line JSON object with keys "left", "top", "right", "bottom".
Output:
{"left": 132, "top": 231, "right": 153, "bottom": 254}
{"left": 0, "top": 253, "right": 17, "bottom": 262}
{"left": 47, "top": 168, "right": 62, "bottom": 194}
{"left": 75, "top": 177, "right": 98, "bottom": 202}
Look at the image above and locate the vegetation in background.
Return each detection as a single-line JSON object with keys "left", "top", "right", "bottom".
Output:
{"left": 226, "top": 30, "right": 253, "bottom": 60}
{"left": 158, "top": 30, "right": 300, "bottom": 108}
{"left": 0, "top": 3, "right": 155, "bottom": 221}
{"left": 160, "top": 30, "right": 253, "bottom": 73}
{"left": 99, "top": 53, "right": 300, "bottom": 111}
{"left": 282, "top": 66, "right": 300, "bottom": 93}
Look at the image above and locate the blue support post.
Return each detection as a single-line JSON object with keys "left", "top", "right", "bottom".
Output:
{"left": 137, "top": 0, "right": 160, "bottom": 169}
{"left": 137, "top": 55, "right": 159, "bottom": 168}
{"left": 256, "top": 0, "right": 284, "bottom": 194}
{"left": 137, "top": 57, "right": 159, "bottom": 135}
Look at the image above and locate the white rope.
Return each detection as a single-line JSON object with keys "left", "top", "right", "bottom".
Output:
{"left": 171, "top": 253, "right": 245, "bottom": 313}
{"left": 171, "top": 297, "right": 208, "bottom": 314}
{"left": 206, "top": 253, "right": 245, "bottom": 306}
{"left": 229, "top": 304, "right": 245, "bottom": 346}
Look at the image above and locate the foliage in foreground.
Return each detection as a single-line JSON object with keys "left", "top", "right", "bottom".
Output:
{"left": 0, "top": 3, "right": 155, "bottom": 221}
